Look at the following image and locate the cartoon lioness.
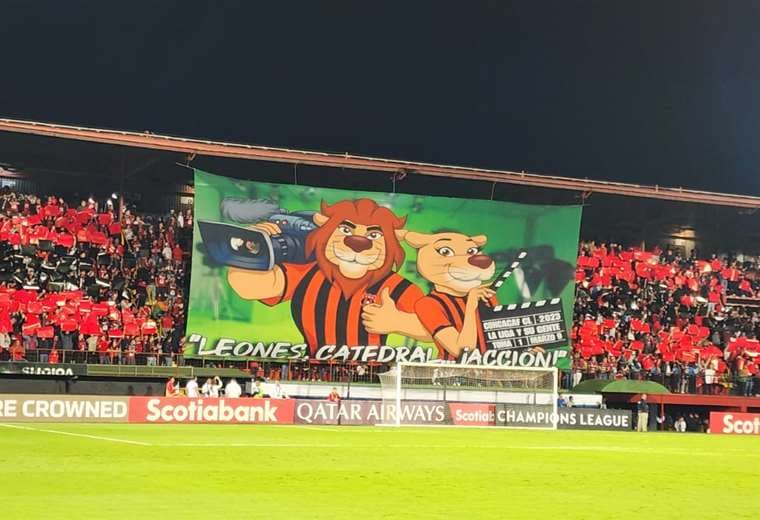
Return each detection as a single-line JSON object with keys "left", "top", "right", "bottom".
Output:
{"left": 227, "top": 199, "right": 430, "bottom": 352}
{"left": 405, "top": 231, "right": 497, "bottom": 359}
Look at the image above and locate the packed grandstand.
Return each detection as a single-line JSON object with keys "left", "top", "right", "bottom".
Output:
{"left": 0, "top": 185, "right": 758, "bottom": 397}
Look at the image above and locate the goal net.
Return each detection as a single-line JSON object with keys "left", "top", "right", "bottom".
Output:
{"left": 378, "top": 362, "right": 559, "bottom": 428}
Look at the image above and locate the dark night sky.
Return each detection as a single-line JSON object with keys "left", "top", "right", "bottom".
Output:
{"left": 2, "top": 1, "right": 760, "bottom": 195}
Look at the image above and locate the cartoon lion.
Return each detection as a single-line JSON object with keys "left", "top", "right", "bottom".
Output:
{"left": 227, "top": 199, "right": 431, "bottom": 353}
{"left": 404, "top": 230, "right": 497, "bottom": 360}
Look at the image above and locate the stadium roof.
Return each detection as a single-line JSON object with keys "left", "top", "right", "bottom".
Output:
{"left": 1, "top": 118, "right": 760, "bottom": 209}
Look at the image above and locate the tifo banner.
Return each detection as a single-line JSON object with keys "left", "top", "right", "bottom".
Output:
{"left": 710, "top": 412, "right": 760, "bottom": 435}
{"left": 0, "top": 363, "right": 87, "bottom": 377}
{"left": 186, "top": 169, "right": 582, "bottom": 368}
{"left": 128, "top": 397, "right": 295, "bottom": 424}
{"left": 0, "top": 394, "right": 129, "bottom": 422}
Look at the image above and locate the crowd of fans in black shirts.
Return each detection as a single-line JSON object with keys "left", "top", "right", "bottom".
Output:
{"left": 0, "top": 187, "right": 191, "bottom": 366}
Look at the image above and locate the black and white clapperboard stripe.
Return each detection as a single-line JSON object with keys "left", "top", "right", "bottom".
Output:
{"left": 481, "top": 249, "right": 568, "bottom": 351}
{"left": 489, "top": 251, "right": 528, "bottom": 290}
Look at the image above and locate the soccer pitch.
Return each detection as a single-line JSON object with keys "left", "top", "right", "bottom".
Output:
{"left": 1, "top": 424, "right": 758, "bottom": 519}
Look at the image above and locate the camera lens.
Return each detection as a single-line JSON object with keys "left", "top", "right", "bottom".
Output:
{"left": 244, "top": 240, "right": 261, "bottom": 255}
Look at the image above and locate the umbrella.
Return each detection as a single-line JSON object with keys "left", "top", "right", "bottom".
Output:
{"left": 572, "top": 379, "right": 670, "bottom": 395}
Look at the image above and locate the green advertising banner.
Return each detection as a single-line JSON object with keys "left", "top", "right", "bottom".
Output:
{"left": 186, "top": 169, "right": 581, "bottom": 368}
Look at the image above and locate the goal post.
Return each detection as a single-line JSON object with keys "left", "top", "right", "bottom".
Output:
{"left": 378, "top": 362, "right": 559, "bottom": 429}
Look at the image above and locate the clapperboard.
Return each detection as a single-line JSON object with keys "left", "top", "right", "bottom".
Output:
{"left": 480, "top": 298, "right": 568, "bottom": 350}
{"left": 479, "top": 250, "right": 568, "bottom": 351}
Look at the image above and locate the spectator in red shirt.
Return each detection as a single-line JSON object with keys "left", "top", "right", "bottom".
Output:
{"left": 327, "top": 387, "right": 341, "bottom": 402}
{"left": 165, "top": 377, "right": 179, "bottom": 397}
{"left": 97, "top": 336, "right": 110, "bottom": 364}
{"left": 172, "top": 244, "right": 183, "bottom": 263}
{"left": 9, "top": 339, "right": 24, "bottom": 361}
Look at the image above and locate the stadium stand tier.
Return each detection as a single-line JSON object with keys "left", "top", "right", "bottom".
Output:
{"left": 0, "top": 183, "right": 760, "bottom": 396}
{"left": 574, "top": 241, "right": 760, "bottom": 397}
{"left": 0, "top": 187, "right": 190, "bottom": 367}
{"left": 0, "top": 186, "right": 758, "bottom": 399}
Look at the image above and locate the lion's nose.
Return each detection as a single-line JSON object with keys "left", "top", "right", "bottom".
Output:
{"left": 468, "top": 254, "right": 493, "bottom": 269}
{"left": 344, "top": 235, "right": 373, "bottom": 253}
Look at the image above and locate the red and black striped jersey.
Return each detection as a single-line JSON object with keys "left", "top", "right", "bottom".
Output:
{"left": 261, "top": 262, "right": 423, "bottom": 353}
{"left": 414, "top": 290, "right": 495, "bottom": 360}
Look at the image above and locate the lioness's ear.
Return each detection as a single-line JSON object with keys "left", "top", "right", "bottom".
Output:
{"left": 313, "top": 213, "right": 329, "bottom": 227}
{"left": 403, "top": 231, "right": 434, "bottom": 249}
{"left": 471, "top": 235, "right": 487, "bottom": 247}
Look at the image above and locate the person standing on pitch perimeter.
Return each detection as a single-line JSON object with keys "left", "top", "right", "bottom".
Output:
{"left": 270, "top": 382, "right": 289, "bottom": 399}
{"left": 251, "top": 380, "right": 265, "bottom": 398}
{"left": 202, "top": 376, "right": 223, "bottom": 397}
{"left": 328, "top": 387, "right": 341, "bottom": 402}
{"left": 225, "top": 378, "right": 242, "bottom": 398}
{"left": 185, "top": 377, "right": 199, "bottom": 398}
{"left": 165, "top": 377, "right": 179, "bottom": 397}
{"left": 636, "top": 393, "right": 649, "bottom": 432}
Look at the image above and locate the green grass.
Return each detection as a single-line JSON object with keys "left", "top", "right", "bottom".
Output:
{"left": 1, "top": 424, "right": 759, "bottom": 519}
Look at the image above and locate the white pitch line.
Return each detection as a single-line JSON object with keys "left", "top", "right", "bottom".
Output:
{"left": 166, "top": 442, "right": 346, "bottom": 448}
{"left": 289, "top": 425, "right": 436, "bottom": 433}
{"left": 151, "top": 443, "right": 727, "bottom": 456}
{"left": 0, "top": 425, "right": 749, "bottom": 457}
{"left": 0, "top": 423, "right": 153, "bottom": 446}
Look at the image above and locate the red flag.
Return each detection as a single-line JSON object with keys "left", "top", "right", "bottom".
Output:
{"left": 108, "top": 328, "right": 124, "bottom": 338}
{"left": 60, "top": 319, "right": 78, "bottom": 332}
{"left": 124, "top": 323, "right": 140, "bottom": 336}
{"left": 37, "top": 326, "right": 55, "bottom": 339}
{"left": 44, "top": 205, "right": 62, "bottom": 217}
{"left": 27, "top": 301, "right": 44, "bottom": 314}
{"left": 141, "top": 320, "right": 158, "bottom": 335}
{"left": 56, "top": 233, "right": 75, "bottom": 248}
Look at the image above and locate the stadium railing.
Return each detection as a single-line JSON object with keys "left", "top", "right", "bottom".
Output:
{"left": 3, "top": 348, "right": 758, "bottom": 396}
{"left": 0, "top": 349, "right": 388, "bottom": 384}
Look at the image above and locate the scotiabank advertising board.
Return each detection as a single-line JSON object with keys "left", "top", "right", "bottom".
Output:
{"left": 710, "top": 412, "right": 760, "bottom": 435}
{"left": 127, "top": 397, "right": 296, "bottom": 424}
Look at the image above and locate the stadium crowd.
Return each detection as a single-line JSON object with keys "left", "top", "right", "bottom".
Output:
{"left": 573, "top": 241, "right": 760, "bottom": 396}
{"left": 0, "top": 187, "right": 191, "bottom": 366}
{"left": 1, "top": 183, "right": 760, "bottom": 397}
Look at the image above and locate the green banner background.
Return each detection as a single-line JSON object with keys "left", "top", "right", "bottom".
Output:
{"left": 186, "top": 169, "right": 581, "bottom": 368}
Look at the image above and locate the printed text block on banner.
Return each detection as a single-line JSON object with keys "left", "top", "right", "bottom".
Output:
{"left": 479, "top": 298, "right": 568, "bottom": 350}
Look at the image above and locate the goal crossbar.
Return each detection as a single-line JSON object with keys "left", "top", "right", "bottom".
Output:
{"left": 380, "top": 362, "right": 559, "bottom": 428}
